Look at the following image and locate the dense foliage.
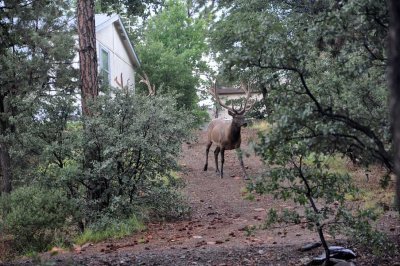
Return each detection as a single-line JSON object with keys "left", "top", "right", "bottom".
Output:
{"left": 78, "top": 89, "right": 192, "bottom": 223}
{"left": 0, "top": 0, "right": 397, "bottom": 260}
{"left": 0, "top": 0, "right": 77, "bottom": 193}
{"left": 210, "top": 0, "right": 390, "bottom": 172}
{"left": 0, "top": 0, "right": 196, "bottom": 254}
{"left": 210, "top": 0, "right": 394, "bottom": 257}
{"left": 0, "top": 186, "right": 76, "bottom": 252}
{"left": 137, "top": 0, "right": 208, "bottom": 109}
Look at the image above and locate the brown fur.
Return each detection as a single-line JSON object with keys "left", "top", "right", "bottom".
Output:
{"left": 203, "top": 111, "right": 248, "bottom": 179}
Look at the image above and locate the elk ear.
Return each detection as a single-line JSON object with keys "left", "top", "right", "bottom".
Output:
{"left": 228, "top": 110, "right": 236, "bottom": 116}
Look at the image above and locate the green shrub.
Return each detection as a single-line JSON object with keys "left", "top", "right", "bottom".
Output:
{"left": 0, "top": 186, "right": 76, "bottom": 252}
{"left": 142, "top": 185, "right": 191, "bottom": 221}
{"left": 79, "top": 89, "right": 193, "bottom": 224}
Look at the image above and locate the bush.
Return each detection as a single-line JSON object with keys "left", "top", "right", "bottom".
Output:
{"left": 79, "top": 88, "right": 193, "bottom": 224}
{"left": 0, "top": 186, "right": 76, "bottom": 252}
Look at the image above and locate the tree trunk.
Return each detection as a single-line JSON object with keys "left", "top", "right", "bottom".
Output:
{"left": 77, "top": 0, "right": 98, "bottom": 116}
{"left": 0, "top": 94, "right": 12, "bottom": 194}
{"left": 77, "top": 0, "right": 109, "bottom": 212}
{"left": 0, "top": 144, "right": 12, "bottom": 194}
{"left": 389, "top": 0, "right": 400, "bottom": 210}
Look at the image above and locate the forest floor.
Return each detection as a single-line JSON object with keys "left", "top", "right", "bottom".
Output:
{"left": 3, "top": 128, "right": 400, "bottom": 265}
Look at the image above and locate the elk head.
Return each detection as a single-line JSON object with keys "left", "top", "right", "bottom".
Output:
{"left": 209, "top": 81, "right": 255, "bottom": 125}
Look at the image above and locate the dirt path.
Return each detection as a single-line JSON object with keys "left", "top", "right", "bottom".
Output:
{"left": 11, "top": 129, "right": 399, "bottom": 265}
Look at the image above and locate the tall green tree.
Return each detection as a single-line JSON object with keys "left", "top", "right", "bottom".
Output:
{"left": 210, "top": 0, "right": 391, "bottom": 173}
{"left": 211, "top": 0, "right": 394, "bottom": 256}
{"left": 137, "top": 0, "right": 208, "bottom": 109}
{"left": 0, "top": 0, "right": 76, "bottom": 194}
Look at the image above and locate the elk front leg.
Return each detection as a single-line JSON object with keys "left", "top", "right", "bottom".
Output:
{"left": 214, "top": 146, "right": 220, "bottom": 174}
{"left": 236, "top": 148, "right": 249, "bottom": 180}
{"left": 220, "top": 148, "right": 225, "bottom": 179}
{"left": 203, "top": 142, "right": 212, "bottom": 171}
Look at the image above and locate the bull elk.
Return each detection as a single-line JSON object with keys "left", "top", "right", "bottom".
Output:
{"left": 203, "top": 81, "right": 255, "bottom": 179}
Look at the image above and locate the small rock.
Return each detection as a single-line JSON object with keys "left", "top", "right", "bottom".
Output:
{"left": 258, "top": 249, "right": 265, "bottom": 255}
{"left": 81, "top": 243, "right": 91, "bottom": 249}
{"left": 312, "top": 246, "right": 356, "bottom": 264}
{"left": 329, "top": 246, "right": 356, "bottom": 260}
{"left": 192, "top": 235, "right": 203, "bottom": 239}
{"left": 207, "top": 241, "right": 216, "bottom": 245}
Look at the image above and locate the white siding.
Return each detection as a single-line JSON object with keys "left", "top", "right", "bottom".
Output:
{"left": 96, "top": 23, "right": 136, "bottom": 90}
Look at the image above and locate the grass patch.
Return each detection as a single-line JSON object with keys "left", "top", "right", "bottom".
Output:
{"left": 75, "top": 215, "right": 145, "bottom": 245}
{"left": 250, "top": 120, "right": 271, "bottom": 132}
{"left": 304, "top": 153, "right": 349, "bottom": 175}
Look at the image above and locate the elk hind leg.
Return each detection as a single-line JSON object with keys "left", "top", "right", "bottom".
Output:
{"left": 214, "top": 146, "right": 220, "bottom": 174}
{"left": 203, "top": 141, "right": 212, "bottom": 171}
{"left": 236, "top": 148, "right": 249, "bottom": 180}
{"left": 220, "top": 148, "right": 225, "bottom": 179}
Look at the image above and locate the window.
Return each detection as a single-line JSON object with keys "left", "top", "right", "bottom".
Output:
{"left": 99, "top": 46, "right": 110, "bottom": 84}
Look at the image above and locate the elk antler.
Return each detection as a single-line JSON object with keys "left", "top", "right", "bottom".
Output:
{"left": 138, "top": 72, "right": 156, "bottom": 96}
{"left": 208, "top": 81, "right": 234, "bottom": 112}
{"left": 209, "top": 81, "right": 256, "bottom": 114}
{"left": 240, "top": 81, "right": 256, "bottom": 112}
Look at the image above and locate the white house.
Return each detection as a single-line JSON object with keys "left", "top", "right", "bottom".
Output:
{"left": 73, "top": 14, "right": 140, "bottom": 90}
{"left": 94, "top": 14, "right": 140, "bottom": 90}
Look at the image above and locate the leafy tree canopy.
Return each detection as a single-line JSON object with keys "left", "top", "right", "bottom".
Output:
{"left": 210, "top": 0, "right": 391, "bottom": 173}
{"left": 137, "top": 0, "right": 208, "bottom": 109}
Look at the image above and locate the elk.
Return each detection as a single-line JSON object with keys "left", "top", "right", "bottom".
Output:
{"left": 203, "top": 81, "right": 255, "bottom": 179}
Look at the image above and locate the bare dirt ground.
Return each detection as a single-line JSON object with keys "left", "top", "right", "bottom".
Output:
{"left": 5, "top": 129, "right": 400, "bottom": 265}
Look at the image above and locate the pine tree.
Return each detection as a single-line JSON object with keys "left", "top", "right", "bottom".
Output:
{"left": 0, "top": 0, "right": 76, "bottom": 194}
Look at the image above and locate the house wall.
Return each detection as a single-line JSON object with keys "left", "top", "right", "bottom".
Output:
{"left": 96, "top": 23, "right": 136, "bottom": 90}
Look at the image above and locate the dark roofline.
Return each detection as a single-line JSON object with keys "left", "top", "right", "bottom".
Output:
{"left": 216, "top": 87, "right": 259, "bottom": 95}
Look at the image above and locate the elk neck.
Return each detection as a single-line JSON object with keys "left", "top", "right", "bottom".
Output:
{"left": 228, "top": 120, "right": 242, "bottom": 143}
